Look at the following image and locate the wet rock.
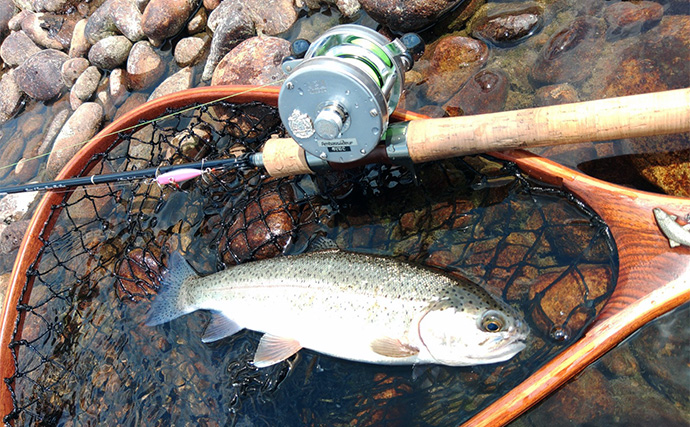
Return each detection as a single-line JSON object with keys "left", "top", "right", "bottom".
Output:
{"left": 147, "top": 66, "right": 193, "bottom": 101}
{"left": 126, "top": 40, "right": 165, "bottom": 90}
{"left": 109, "top": 68, "right": 128, "bottom": 106}
{"left": 424, "top": 36, "right": 489, "bottom": 103}
{"left": 443, "top": 69, "right": 508, "bottom": 116}
{"left": 360, "top": 0, "right": 462, "bottom": 32}
{"left": 0, "top": 0, "right": 16, "bottom": 38}
{"left": 88, "top": 35, "right": 132, "bottom": 70}
{"left": 69, "top": 18, "right": 90, "bottom": 57}
{"left": 38, "top": 107, "right": 70, "bottom": 156}
{"left": 0, "top": 191, "right": 37, "bottom": 222}
{"left": 61, "top": 56, "right": 90, "bottom": 87}
{"left": 20, "top": 11, "right": 77, "bottom": 50}
{"left": 94, "top": 78, "right": 117, "bottom": 120}
{"left": 186, "top": 6, "right": 206, "bottom": 34}
{"left": 113, "top": 92, "right": 147, "bottom": 121}
{"left": 471, "top": 3, "right": 543, "bottom": 47}
{"left": 84, "top": 0, "right": 144, "bottom": 44}
{"left": 115, "top": 247, "right": 162, "bottom": 301}
{"left": 211, "top": 36, "right": 290, "bottom": 86}
{"left": 174, "top": 34, "right": 209, "bottom": 67}
{"left": 534, "top": 83, "right": 579, "bottom": 106}
{"left": 0, "top": 71, "right": 24, "bottom": 126}
{"left": 0, "top": 30, "right": 42, "bottom": 67}
{"left": 70, "top": 65, "right": 102, "bottom": 109}
{"left": 141, "top": 0, "right": 198, "bottom": 45}
{"left": 46, "top": 102, "right": 103, "bottom": 177}
{"left": 604, "top": 0, "right": 663, "bottom": 40}
{"left": 202, "top": 0, "right": 296, "bottom": 81}
{"left": 0, "top": 219, "right": 29, "bottom": 254}
{"left": 15, "top": 49, "right": 69, "bottom": 101}
{"left": 530, "top": 16, "right": 604, "bottom": 86}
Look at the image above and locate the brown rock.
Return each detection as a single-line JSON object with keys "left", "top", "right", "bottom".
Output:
{"left": 0, "top": 219, "right": 29, "bottom": 254}
{"left": 88, "top": 35, "right": 132, "bottom": 70}
{"left": 147, "top": 67, "right": 193, "bottom": 101}
{"left": 0, "top": 71, "right": 24, "bottom": 126}
{"left": 211, "top": 36, "right": 290, "bottom": 86}
{"left": 186, "top": 6, "right": 206, "bottom": 34}
{"left": 471, "top": 3, "right": 543, "bottom": 47}
{"left": 0, "top": 30, "right": 42, "bottom": 67}
{"left": 424, "top": 36, "right": 489, "bottom": 103}
{"left": 530, "top": 16, "right": 604, "bottom": 86}
{"left": 0, "top": 0, "right": 16, "bottom": 37}
{"left": 15, "top": 49, "right": 69, "bottom": 101}
{"left": 84, "top": 0, "right": 144, "bottom": 43}
{"left": 46, "top": 102, "right": 103, "bottom": 177}
{"left": 174, "top": 35, "right": 209, "bottom": 67}
{"left": 443, "top": 69, "right": 508, "bottom": 116}
{"left": 109, "top": 68, "right": 128, "bottom": 106}
{"left": 115, "top": 247, "right": 162, "bottom": 301}
{"left": 126, "top": 40, "right": 165, "bottom": 90}
{"left": 604, "top": 0, "right": 663, "bottom": 39}
{"left": 360, "top": 0, "right": 463, "bottom": 32}
{"left": 141, "top": 0, "right": 197, "bottom": 44}
{"left": 70, "top": 65, "right": 102, "bottom": 109}
{"left": 61, "top": 56, "right": 90, "bottom": 87}
{"left": 20, "top": 11, "right": 76, "bottom": 50}
{"left": 201, "top": 10, "right": 254, "bottom": 81}
{"left": 68, "top": 18, "right": 90, "bottom": 58}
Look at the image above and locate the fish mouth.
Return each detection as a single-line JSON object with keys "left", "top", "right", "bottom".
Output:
{"left": 466, "top": 337, "right": 528, "bottom": 364}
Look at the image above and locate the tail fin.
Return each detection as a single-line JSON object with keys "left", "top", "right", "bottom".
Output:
{"left": 145, "top": 252, "right": 198, "bottom": 326}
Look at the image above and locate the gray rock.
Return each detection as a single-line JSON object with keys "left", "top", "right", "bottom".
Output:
{"left": 360, "top": 0, "right": 462, "bottom": 32}
{"left": 70, "top": 65, "right": 102, "bottom": 109}
{"left": 61, "top": 56, "right": 90, "bottom": 87}
{"left": 0, "top": 70, "right": 24, "bottom": 126}
{"left": 174, "top": 34, "right": 209, "bottom": 67}
{"left": 84, "top": 0, "right": 144, "bottom": 44}
{"left": 46, "top": 102, "right": 104, "bottom": 178}
{"left": 31, "top": 0, "right": 77, "bottom": 13}
{"left": 88, "top": 35, "right": 132, "bottom": 70}
{"left": 0, "top": 191, "right": 38, "bottom": 223}
{"left": 148, "top": 66, "right": 193, "bottom": 101}
{"left": 69, "top": 18, "right": 90, "bottom": 57}
{"left": 211, "top": 36, "right": 290, "bottom": 86}
{"left": 0, "top": 0, "right": 17, "bottom": 38}
{"left": 0, "top": 220, "right": 29, "bottom": 254}
{"left": 0, "top": 30, "right": 42, "bottom": 67}
{"left": 20, "top": 11, "right": 77, "bottom": 50}
{"left": 125, "top": 40, "right": 165, "bottom": 90}
{"left": 7, "top": 10, "right": 29, "bottom": 31}
{"left": 202, "top": 11, "right": 254, "bottom": 81}
{"left": 15, "top": 49, "right": 69, "bottom": 101}
{"left": 141, "top": 0, "right": 198, "bottom": 44}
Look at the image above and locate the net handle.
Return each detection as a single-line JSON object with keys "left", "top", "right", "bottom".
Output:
{"left": 263, "top": 87, "right": 690, "bottom": 175}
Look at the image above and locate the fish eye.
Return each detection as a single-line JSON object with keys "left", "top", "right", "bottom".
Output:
{"left": 479, "top": 311, "right": 505, "bottom": 333}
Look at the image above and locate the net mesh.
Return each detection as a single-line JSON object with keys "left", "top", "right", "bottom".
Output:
{"left": 3, "top": 100, "right": 617, "bottom": 426}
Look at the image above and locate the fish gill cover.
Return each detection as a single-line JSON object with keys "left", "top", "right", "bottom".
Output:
{"left": 3, "top": 101, "right": 617, "bottom": 426}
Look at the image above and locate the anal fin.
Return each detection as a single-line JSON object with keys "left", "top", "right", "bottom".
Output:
{"left": 253, "top": 334, "right": 302, "bottom": 368}
{"left": 371, "top": 337, "right": 419, "bottom": 358}
{"left": 202, "top": 313, "right": 243, "bottom": 343}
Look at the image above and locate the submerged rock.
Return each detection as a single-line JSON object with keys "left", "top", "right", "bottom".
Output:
{"left": 0, "top": 30, "right": 42, "bottom": 67}
{"left": 471, "top": 3, "right": 543, "bottom": 47}
{"left": 15, "top": 48, "right": 69, "bottom": 101}
{"left": 360, "top": 0, "right": 462, "bottom": 32}
{"left": 534, "top": 83, "right": 579, "bottom": 106}
{"left": 147, "top": 66, "right": 193, "bottom": 101}
{"left": 604, "top": 0, "right": 663, "bottom": 40}
{"left": 211, "top": 36, "right": 290, "bottom": 86}
{"left": 46, "top": 102, "right": 104, "bottom": 177}
{"left": 126, "top": 40, "right": 165, "bottom": 90}
{"left": 0, "top": 71, "right": 24, "bottom": 126}
{"left": 443, "top": 69, "right": 508, "bottom": 116}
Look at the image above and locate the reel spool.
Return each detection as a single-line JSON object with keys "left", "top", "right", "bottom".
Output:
{"left": 278, "top": 25, "right": 423, "bottom": 164}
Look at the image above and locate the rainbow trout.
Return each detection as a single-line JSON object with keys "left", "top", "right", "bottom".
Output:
{"left": 146, "top": 247, "right": 529, "bottom": 367}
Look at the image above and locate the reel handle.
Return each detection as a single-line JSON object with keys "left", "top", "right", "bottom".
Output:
{"left": 261, "top": 88, "right": 690, "bottom": 177}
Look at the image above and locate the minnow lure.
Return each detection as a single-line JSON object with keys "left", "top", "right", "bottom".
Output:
{"left": 653, "top": 208, "right": 690, "bottom": 248}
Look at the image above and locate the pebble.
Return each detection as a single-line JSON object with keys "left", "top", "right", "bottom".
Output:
{"left": 186, "top": 7, "right": 206, "bottom": 34}
{"left": 70, "top": 65, "right": 102, "bottom": 109}
{"left": 15, "top": 48, "right": 69, "bottom": 101}
{"left": 109, "top": 68, "right": 128, "bottom": 106}
{"left": 46, "top": 102, "right": 103, "bottom": 177}
{"left": 0, "top": 70, "right": 24, "bottom": 126}
{"left": 471, "top": 3, "right": 543, "bottom": 47}
{"left": 69, "top": 18, "right": 90, "bottom": 57}
{"left": 0, "top": 30, "right": 42, "bottom": 67}
{"left": 84, "top": 0, "right": 144, "bottom": 44}
{"left": 7, "top": 10, "right": 29, "bottom": 31}
{"left": 0, "top": 0, "right": 16, "bottom": 37}
{"left": 38, "top": 108, "right": 70, "bottom": 156}
{"left": 443, "top": 69, "right": 508, "bottom": 116}
{"left": 534, "top": 83, "right": 579, "bottom": 106}
{"left": 147, "top": 66, "right": 193, "bottom": 101}
{"left": 174, "top": 35, "right": 209, "bottom": 67}
{"left": 61, "top": 56, "right": 90, "bottom": 87}
{"left": 359, "top": 0, "right": 462, "bottom": 32}
{"left": 126, "top": 40, "right": 165, "bottom": 90}
{"left": 141, "top": 0, "right": 197, "bottom": 45}
{"left": 604, "top": 0, "right": 663, "bottom": 40}
{"left": 88, "top": 35, "right": 132, "bottom": 70}
{"left": 32, "top": 0, "right": 78, "bottom": 13}
{"left": 424, "top": 35, "right": 489, "bottom": 103}
{"left": 20, "top": 11, "right": 76, "bottom": 50}
{"left": 211, "top": 36, "right": 290, "bottom": 86}
{"left": 530, "top": 16, "right": 604, "bottom": 85}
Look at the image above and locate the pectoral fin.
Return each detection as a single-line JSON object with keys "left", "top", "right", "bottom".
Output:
{"left": 371, "top": 337, "right": 420, "bottom": 358}
{"left": 253, "top": 334, "right": 302, "bottom": 368}
{"left": 201, "top": 313, "right": 243, "bottom": 343}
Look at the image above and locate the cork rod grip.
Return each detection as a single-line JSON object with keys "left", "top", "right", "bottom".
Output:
{"left": 261, "top": 137, "right": 314, "bottom": 177}
{"left": 406, "top": 88, "right": 690, "bottom": 163}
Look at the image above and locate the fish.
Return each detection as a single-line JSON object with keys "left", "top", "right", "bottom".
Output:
{"left": 653, "top": 208, "right": 690, "bottom": 248}
{"left": 145, "top": 244, "right": 529, "bottom": 368}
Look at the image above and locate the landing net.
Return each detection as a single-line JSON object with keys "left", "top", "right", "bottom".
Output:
{"left": 3, "top": 101, "right": 617, "bottom": 426}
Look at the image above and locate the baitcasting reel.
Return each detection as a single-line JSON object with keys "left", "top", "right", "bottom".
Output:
{"left": 278, "top": 25, "right": 424, "bottom": 164}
